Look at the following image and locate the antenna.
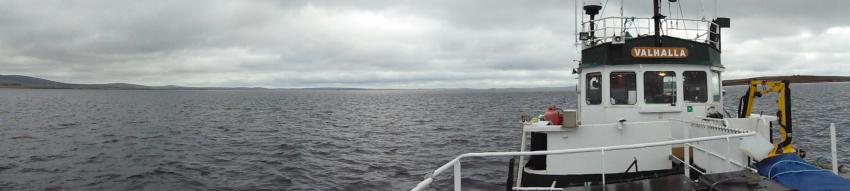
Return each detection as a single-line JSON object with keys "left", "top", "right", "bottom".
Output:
{"left": 574, "top": 0, "right": 578, "bottom": 45}
{"left": 583, "top": 0, "right": 603, "bottom": 44}
{"left": 620, "top": 0, "right": 624, "bottom": 36}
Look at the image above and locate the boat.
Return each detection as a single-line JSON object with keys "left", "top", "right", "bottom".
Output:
{"left": 412, "top": 0, "right": 850, "bottom": 190}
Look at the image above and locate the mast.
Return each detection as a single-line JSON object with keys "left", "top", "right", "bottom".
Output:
{"left": 652, "top": 0, "right": 664, "bottom": 46}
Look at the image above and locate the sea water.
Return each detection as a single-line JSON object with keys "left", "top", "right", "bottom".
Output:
{"left": 0, "top": 83, "right": 847, "bottom": 190}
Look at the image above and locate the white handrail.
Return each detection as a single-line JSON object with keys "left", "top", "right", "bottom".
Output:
{"left": 685, "top": 143, "right": 754, "bottom": 172}
{"left": 411, "top": 131, "right": 756, "bottom": 191}
{"left": 579, "top": 17, "right": 719, "bottom": 46}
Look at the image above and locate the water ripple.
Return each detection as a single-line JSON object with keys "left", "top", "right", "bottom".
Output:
{"left": 0, "top": 85, "right": 847, "bottom": 190}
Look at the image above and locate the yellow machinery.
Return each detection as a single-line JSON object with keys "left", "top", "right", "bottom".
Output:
{"left": 737, "top": 80, "right": 795, "bottom": 156}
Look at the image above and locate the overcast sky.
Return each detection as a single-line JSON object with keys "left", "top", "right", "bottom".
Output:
{"left": 1, "top": 0, "right": 848, "bottom": 88}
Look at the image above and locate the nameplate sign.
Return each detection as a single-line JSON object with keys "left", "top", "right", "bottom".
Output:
{"left": 631, "top": 47, "right": 688, "bottom": 58}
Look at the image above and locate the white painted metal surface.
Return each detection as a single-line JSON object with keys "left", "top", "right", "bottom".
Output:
{"left": 677, "top": 118, "right": 757, "bottom": 174}
{"left": 684, "top": 121, "right": 690, "bottom": 178}
{"left": 573, "top": 64, "right": 725, "bottom": 179}
{"left": 454, "top": 160, "right": 461, "bottom": 190}
{"left": 542, "top": 121, "right": 672, "bottom": 174}
{"left": 831, "top": 123, "right": 838, "bottom": 174}
{"left": 578, "top": 64, "right": 722, "bottom": 126}
{"left": 724, "top": 116, "right": 772, "bottom": 141}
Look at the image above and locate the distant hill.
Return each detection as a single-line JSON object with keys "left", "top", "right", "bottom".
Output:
{"left": 0, "top": 75, "right": 68, "bottom": 87}
{"left": 723, "top": 75, "right": 850, "bottom": 86}
{"left": 5, "top": 74, "right": 848, "bottom": 90}
{"left": 300, "top": 87, "right": 372, "bottom": 90}
{"left": 0, "top": 75, "right": 263, "bottom": 90}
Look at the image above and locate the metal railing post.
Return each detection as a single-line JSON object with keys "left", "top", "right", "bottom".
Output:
{"left": 831, "top": 123, "right": 839, "bottom": 174}
{"left": 601, "top": 149, "right": 606, "bottom": 189}
{"left": 684, "top": 123, "right": 690, "bottom": 178}
{"left": 517, "top": 130, "right": 527, "bottom": 186}
{"left": 454, "top": 160, "right": 461, "bottom": 191}
{"left": 603, "top": 19, "right": 607, "bottom": 38}
{"left": 725, "top": 137, "right": 732, "bottom": 171}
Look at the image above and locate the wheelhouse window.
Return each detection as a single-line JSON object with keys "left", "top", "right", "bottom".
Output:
{"left": 684, "top": 71, "right": 708, "bottom": 103}
{"left": 586, "top": 72, "right": 602, "bottom": 105}
{"left": 711, "top": 71, "right": 722, "bottom": 101}
{"left": 610, "top": 72, "right": 636, "bottom": 105}
{"left": 644, "top": 71, "right": 677, "bottom": 104}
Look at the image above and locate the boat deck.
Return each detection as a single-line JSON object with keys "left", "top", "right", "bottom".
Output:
{"left": 561, "top": 175, "right": 694, "bottom": 191}
{"left": 558, "top": 171, "right": 792, "bottom": 191}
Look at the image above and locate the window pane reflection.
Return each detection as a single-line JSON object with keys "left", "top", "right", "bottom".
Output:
{"left": 684, "top": 71, "right": 708, "bottom": 103}
{"left": 586, "top": 72, "right": 602, "bottom": 105}
{"left": 610, "top": 72, "right": 636, "bottom": 105}
{"left": 644, "top": 71, "right": 677, "bottom": 104}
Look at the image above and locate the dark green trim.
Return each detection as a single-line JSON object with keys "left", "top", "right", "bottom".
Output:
{"left": 580, "top": 36, "right": 723, "bottom": 68}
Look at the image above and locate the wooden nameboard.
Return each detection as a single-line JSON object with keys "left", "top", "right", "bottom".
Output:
{"left": 631, "top": 47, "right": 688, "bottom": 58}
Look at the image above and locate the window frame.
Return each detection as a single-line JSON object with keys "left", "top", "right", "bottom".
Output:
{"left": 683, "top": 71, "right": 709, "bottom": 103}
{"left": 609, "top": 71, "right": 637, "bottom": 105}
{"left": 585, "top": 72, "right": 602, "bottom": 105}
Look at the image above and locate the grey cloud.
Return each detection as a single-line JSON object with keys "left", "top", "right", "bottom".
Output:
{"left": 0, "top": 0, "right": 846, "bottom": 88}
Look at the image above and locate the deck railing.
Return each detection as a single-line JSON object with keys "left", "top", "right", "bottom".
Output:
{"left": 410, "top": 121, "right": 756, "bottom": 191}
{"left": 580, "top": 17, "right": 719, "bottom": 46}
{"left": 672, "top": 118, "right": 756, "bottom": 177}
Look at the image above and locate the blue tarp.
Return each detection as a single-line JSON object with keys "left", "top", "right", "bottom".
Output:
{"left": 754, "top": 154, "right": 850, "bottom": 191}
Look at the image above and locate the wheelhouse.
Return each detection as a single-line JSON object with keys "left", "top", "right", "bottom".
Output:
{"left": 578, "top": 64, "right": 724, "bottom": 125}
{"left": 575, "top": 28, "right": 728, "bottom": 125}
